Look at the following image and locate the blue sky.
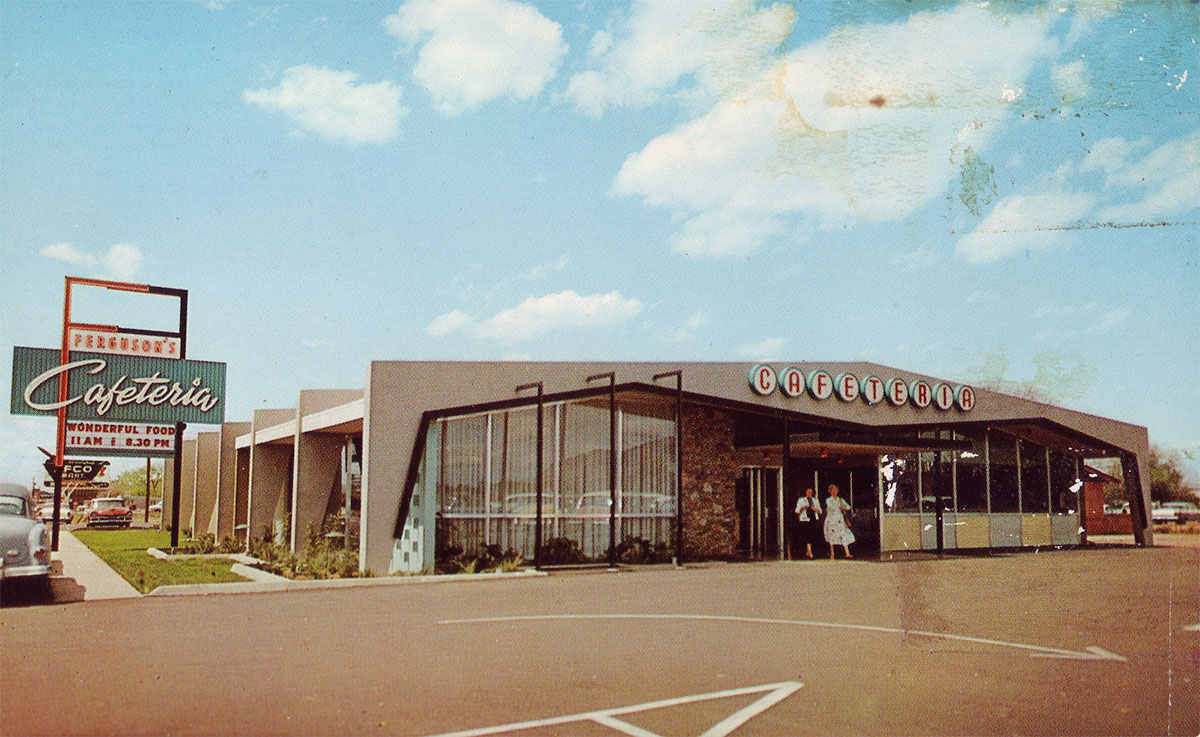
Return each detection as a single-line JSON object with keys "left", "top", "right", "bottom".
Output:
{"left": 1, "top": 0, "right": 1197, "bottom": 485}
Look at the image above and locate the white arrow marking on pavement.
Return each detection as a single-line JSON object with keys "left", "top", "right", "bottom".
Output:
{"left": 441, "top": 613, "right": 1127, "bottom": 662}
{"left": 421, "top": 681, "right": 803, "bottom": 737}
{"left": 1030, "top": 646, "right": 1126, "bottom": 661}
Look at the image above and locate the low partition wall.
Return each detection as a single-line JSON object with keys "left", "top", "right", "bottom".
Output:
{"left": 881, "top": 512, "right": 1080, "bottom": 551}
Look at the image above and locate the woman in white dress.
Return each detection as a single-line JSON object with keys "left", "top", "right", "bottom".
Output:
{"left": 823, "top": 484, "right": 855, "bottom": 559}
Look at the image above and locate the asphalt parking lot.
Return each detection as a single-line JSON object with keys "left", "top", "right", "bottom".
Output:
{"left": 1, "top": 544, "right": 1196, "bottom": 736}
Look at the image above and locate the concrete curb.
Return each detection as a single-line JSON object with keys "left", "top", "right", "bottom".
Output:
{"left": 147, "top": 548, "right": 260, "bottom": 564}
{"left": 230, "top": 562, "right": 289, "bottom": 582}
{"left": 146, "top": 568, "right": 548, "bottom": 596}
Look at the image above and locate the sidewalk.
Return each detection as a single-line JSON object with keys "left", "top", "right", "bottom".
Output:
{"left": 55, "top": 530, "right": 140, "bottom": 600}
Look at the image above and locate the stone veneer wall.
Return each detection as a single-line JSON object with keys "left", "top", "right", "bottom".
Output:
{"left": 681, "top": 403, "right": 740, "bottom": 559}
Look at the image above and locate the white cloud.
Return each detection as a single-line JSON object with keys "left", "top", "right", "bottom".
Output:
{"left": 103, "top": 243, "right": 142, "bottom": 281}
{"left": 1051, "top": 60, "right": 1088, "bottom": 106}
{"left": 966, "top": 290, "right": 996, "bottom": 304}
{"left": 384, "top": 0, "right": 565, "bottom": 115}
{"left": 425, "top": 309, "right": 473, "bottom": 336}
{"left": 957, "top": 129, "right": 1198, "bottom": 264}
{"left": 738, "top": 337, "right": 787, "bottom": 360}
{"left": 668, "top": 310, "right": 709, "bottom": 342}
{"left": 614, "top": 4, "right": 1058, "bottom": 257}
{"left": 244, "top": 65, "right": 406, "bottom": 146}
{"left": 40, "top": 242, "right": 143, "bottom": 280}
{"left": 520, "top": 254, "right": 571, "bottom": 280}
{"left": 427, "top": 290, "right": 643, "bottom": 341}
{"left": 565, "top": 0, "right": 796, "bottom": 116}
{"left": 891, "top": 243, "right": 939, "bottom": 269}
{"left": 1079, "top": 136, "right": 1134, "bottom": 178}
{"left": 1086, "top": 308, "right": 1129, "bottom": 334}
{"left": 40, "top": 242, "right": 94, "bottom": 266}
{"left": 1088, "top": 130, "right": 1200, "bottom": 223}
{"left": 476, "top": 290, "right": 643, "bottom": 340}
{"left": 954, "top": 191, "right": 1097, "bottom": 264}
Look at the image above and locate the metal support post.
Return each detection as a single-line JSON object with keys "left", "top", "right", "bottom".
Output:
{"left": 587, "top": 372, "right": 617, "bottom": 568}
{"left": 515, "top": 382, "right": 545, "bottom": 570}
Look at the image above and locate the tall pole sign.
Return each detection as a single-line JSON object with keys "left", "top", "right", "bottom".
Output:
{"left": 9, "top": 277, "right": 222, "bottom": 550}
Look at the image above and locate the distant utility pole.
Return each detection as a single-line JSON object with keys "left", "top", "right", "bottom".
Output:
{"left": 144, "top": 457, "right": 151, "bottom": 524}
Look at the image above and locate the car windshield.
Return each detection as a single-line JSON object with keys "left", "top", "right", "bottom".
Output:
{"left": 0, "top": 495, "right": 28, "bottom": 516}
{"left": 93, "top": 499, "right": 124, "bottom": 510}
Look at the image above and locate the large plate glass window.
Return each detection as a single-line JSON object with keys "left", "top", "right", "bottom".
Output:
{"left": 1019, "top": 439, "right": 1050, "bottom": 513}
{"left": 988, "top": 430, "right": 1020, "bottom": 513}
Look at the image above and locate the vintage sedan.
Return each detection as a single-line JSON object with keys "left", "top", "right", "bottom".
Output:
{"left": 0, "top": 488, "right": 52, "bottom": 589}
{"left": 86, "top": 497, "right": 133, "bottom": 528}
{"left": 38, "top": 501, "right": 73, "bottom": 526}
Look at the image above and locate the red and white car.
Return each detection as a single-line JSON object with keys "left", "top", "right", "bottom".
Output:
{"left": 86, "top": 498, "right": 132, "bottom": 528}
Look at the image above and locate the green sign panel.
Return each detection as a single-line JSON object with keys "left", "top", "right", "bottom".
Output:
{"left": 11, "top": 346, "right": 226, "bottom": 425}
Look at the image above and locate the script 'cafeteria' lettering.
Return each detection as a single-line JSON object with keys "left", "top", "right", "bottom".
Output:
{"left": 23, "top": 359, "right": 220, "bottom": 416}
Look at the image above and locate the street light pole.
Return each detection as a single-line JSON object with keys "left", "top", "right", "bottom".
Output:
{"left": 586, "top": 372, "right": 617, "bottom": 569}
{"left": 515, "top": 382, "right": 544, "bottom": 570}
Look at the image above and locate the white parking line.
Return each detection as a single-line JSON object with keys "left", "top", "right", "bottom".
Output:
{"left": 422, "top": 681, "right": 803, "bottom": 737}
{"left": 441, "top": 613, "right": 1126, "bottom": 662}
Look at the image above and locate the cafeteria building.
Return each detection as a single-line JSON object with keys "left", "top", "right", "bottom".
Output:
{"left": 163, "top": 361, "right": 1154, "bottom": 574}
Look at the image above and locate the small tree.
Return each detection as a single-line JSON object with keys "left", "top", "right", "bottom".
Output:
{"left": 1148, "top": 446, "right": 1198, "bottom": 504}
{"left": 109, "top": 464, "right": 163, "bottom": 500}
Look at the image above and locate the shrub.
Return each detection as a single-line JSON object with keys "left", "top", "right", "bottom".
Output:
{"left": 541, "top": 536, "right": 587, "bottom": 565}
{"left": 491, "top": 554, "right": 524, "bottom": 573}
{"left": 247, "top": 535, "right": 365, "bottom": 579}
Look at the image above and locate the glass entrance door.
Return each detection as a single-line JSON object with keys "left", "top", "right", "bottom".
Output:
{"left": 736, "top": 467, "right": 782, "bottom": 558}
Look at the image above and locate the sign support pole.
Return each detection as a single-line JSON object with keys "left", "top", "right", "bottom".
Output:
{"left": 170, "top": 422, "right": 184, "bottom": 548}
{"left": 49, "top": 463, "right": 63, "bottom": 552}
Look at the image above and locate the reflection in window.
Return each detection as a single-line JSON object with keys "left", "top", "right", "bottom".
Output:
{"left": 620, "top": 408, "right": 677, "bottom": 547}
{"left": 850, "top": 465, "right": 877, "bottom": 511}
{"left": 881, "top": 453, "right": 919, "bottom": 513}
{"left": 1049, "top": 450, "right": 1080, "bottom": 514}
{"left": 432, "top": 397, "right": 678, "bottom": 563}
{"left": 955, "top": 431, "right": 988, "bottom": 512}
{"left": 1020, "top": 440, "right": 1049, "bottom": 513}
{"left": 989, "top": 430, "right": 1020, "bottom": 513}
{"left": 920, "top": 432, "right": 953, "bottom": 513}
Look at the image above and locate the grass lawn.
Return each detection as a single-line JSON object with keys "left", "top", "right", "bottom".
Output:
{"left": 72, "top": 529, "right": 247, "bottom": 594}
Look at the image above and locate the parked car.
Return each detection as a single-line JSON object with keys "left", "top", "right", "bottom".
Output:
{"left": 572, "top": 492, "right": 674, "bottom": 518}
{"left": 1152, "top": 501, "right": 1200, "bottom": 524}
{"left": 86, "top": 497, "right": 133, "bottom": 528}
{"left": 0, "top": 488, "right": 52, "bottom": 589}
{"left": 148, "top": 501, "right": 163, "bottom": 513}
{"left": 37, "top": 502, "right": 73, "bottom": 525}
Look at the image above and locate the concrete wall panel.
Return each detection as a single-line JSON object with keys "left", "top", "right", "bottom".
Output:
{"left": 248, "top": 444, "right": 291, "bottom": 543}
{"left": 162, "top": 457, "right": 174, "bottom": 531}
{"left": 215, "top": 422, "right": 251, "bottom": 540}
{"left": 291, "top": 432, "right": 344, "bottom": 552}
{"left": 179, "top": 439, "right": 196, "bottom": 536}
{"left": 234, "top": 447, "right": 250, "bottom": 540}
{"left": 193, "top": 432, "right": 220, "bottom": 537}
